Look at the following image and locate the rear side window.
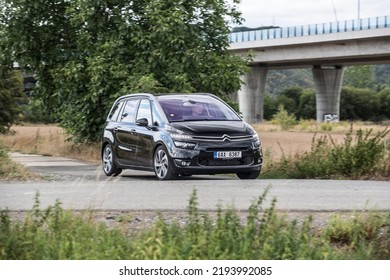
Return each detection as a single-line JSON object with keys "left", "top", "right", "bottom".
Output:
{"left": 109, "top": 101, "right": 124, "bottom": 121}
{"left": 121, "top": 98, "right": 139, "bottom": 123}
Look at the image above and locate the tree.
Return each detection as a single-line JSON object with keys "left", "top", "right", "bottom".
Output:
{"left": 343, "top": 65, "right": 376, "bottom": 90}
{"left": 0, "top": 4, "right": 26, "bottom": 133}
{"left": 340, "top": 87, "right": 380, "bottom": 121}
{"left": 2, "top": 0, "right": 248, "bottom": 142}
{"left": 378, "top": 87, "right": 390, "bottom": 120}
{"left": 0, "top": 70, "right": 26, "bottom": 133}
{"left": 296, "top": 89, "right": 316, "bottom": 120}
{"left": 263, "top": 95, "right": 278, "bottom": 120}
{"left": 278, "top": 86, "right": 303, "bottom": 114}
{"left": 267, "top": 69, "right": 314, "bottom": 96}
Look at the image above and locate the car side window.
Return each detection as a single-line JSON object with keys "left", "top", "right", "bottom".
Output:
{"left": 121, "top": 98, "right": 139, "bottom": 123}
{"left": 109, "top": 100, "right": 124, "bottom": 121}
{"left": 136, "top": 99, "right": 152, "bottom": 125}
{"left": 151, "top": 102, "right": 164, "bottom": 126}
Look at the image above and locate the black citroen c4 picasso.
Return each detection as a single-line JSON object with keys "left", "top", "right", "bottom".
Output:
{"left": 102, "top": 93, "right": 262, "bottom": 180}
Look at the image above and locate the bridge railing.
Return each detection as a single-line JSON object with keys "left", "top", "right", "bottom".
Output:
{"left": 229, "top": 15, "right": 390, "bottom": 43}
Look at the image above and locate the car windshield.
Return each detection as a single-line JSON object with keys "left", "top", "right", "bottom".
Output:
{"left": 157, "top": 95, "right": 241, "bottom": 122}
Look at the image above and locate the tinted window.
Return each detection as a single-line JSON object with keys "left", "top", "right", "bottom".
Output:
{"left": 157, "top": 95, "right": 240, "bottom": 122}
{"left": 152, "top": 102, "right": 164, "bottom": 126}
{"left": 136, "top": 99, "right": 152, "bottom": 125}
{"left": 109, "top": 100, "right": 124, "bottom": 121}
{"left": 121, "top": 98, "right": 139, "bottom": 123}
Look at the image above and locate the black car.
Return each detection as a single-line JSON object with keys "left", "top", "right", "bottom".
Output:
{"left": 101, "top": 93, "right": 262, "bottom": 180}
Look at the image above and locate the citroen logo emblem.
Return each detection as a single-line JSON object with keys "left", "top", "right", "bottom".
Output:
{"left": 222, "top": 134, "right": 231, "bottom": 141}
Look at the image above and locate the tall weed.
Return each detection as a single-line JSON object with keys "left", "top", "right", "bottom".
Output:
{"left": 0, "top": 142, "right": 38, "bottom": 180}
{"left": 1, "top": 191, "right": 389, "bottom": 260}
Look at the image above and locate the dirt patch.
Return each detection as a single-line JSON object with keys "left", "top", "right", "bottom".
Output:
{"left": 1, "top": 124, "right": 101, "bottom": 163}
{"left": 259, "top": 131, "right": 346, "bottom": 160}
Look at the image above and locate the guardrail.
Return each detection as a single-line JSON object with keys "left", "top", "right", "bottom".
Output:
{"left": 229, "top": 15, "right": 390, "bottom": 43}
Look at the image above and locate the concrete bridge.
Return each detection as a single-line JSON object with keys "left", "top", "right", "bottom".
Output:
{"left": 228, "top": 15, "right": 390, "bottom": 123}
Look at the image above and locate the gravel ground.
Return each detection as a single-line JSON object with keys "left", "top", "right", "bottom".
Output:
{"left": 4, "top": 209, "right": 361, "bottom": 234}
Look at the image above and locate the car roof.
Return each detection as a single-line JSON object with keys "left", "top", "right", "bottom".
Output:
{"left": 114, "top": 92, "right": 216, "bottom": 102}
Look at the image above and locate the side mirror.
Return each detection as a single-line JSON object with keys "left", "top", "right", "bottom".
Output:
{"left": 136, "top": 118, "right": 149, "bottom": 127}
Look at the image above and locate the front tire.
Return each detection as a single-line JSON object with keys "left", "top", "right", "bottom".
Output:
{"left": 154, "top": 146, "right": 176, "bottom": 180}
{"left": 236, "top": 169, "right": 261, "bottom": 179}
{"left": 102, "top": 144, "right": 122, "bottom": 176}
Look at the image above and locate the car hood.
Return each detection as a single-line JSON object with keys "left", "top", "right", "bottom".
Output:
{"left": 169, "top": 121, "right": 253, "bottom": 136}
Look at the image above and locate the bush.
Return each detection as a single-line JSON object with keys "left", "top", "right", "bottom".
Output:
{"left": 340, "top": 87, "right": 380, "bottom": 121}
{"left": 263, "top": 127, "right": 390, "bottom": 179}
{"left": 270, "top": 105, "right": 298, "bottom": 130}
{"left": 378, "top": 88, "right": 390, "bottom": 120}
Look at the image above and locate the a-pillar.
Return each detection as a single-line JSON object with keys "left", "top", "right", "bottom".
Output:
{"left": 312, "top": 65, "right": 344, "bottom": 122}
{"left": 238, "top": 66, "right": 268, "bottom": 123}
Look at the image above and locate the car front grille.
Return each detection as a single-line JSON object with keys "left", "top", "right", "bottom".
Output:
{"left": 192, "top": 134, "right": 258, "bottom": 167}
{"left": 205, "top": 146, "right": 249, "bottom": 151}
{"left": 192, "top": 134, "right": 253, "bottom": 142}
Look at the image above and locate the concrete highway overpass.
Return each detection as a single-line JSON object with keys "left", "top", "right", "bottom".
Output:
{"left": 228, "top": 16, "right": 390, "bottom": 123}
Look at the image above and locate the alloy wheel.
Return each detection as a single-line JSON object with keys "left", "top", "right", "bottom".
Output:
{"left": 103, "top": 146, "right": 113, "bottom": 174}
{"left": 154, "top": 149, "right": 169, "bottom": 179}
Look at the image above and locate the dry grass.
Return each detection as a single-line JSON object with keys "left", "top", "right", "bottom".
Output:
{"left": 254, "top": 121, "right": 389, "bottom": 161}
{"left": 0, "top": 124, "right": 100, "bottom": 163}
{"left": 0, "top": 122, "right": 388, "bottom": 163}
{"left": 0, "top": 157, "right": 40, "bottom": 180}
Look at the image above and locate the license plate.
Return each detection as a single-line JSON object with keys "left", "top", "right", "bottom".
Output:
{"left": 213, "top": 151, "right": 242, "bottom": 159}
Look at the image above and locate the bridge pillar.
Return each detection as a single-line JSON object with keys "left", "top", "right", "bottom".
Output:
{"left": 312, "top": 65, "right": 344, "bottom": 122}
{"left": 238, "top": 66, "right": 268, "bottom": 123}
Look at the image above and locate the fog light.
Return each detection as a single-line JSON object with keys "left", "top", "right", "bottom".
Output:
{"left": 175, "top": 159, "right": 191, "bottom": 167}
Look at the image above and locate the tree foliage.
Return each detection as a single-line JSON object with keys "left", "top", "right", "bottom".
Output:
{"left": 264, "top": 85, "right": 390, "bottom": 122}
{"left": 343, "top": 65, "right": 376, "bottom": 90}
{"left": 0, "top": 70, "right": 26, "bottom": 133}
{"left": 1, "top": 0, "right": 248, "bottom": 142}
{"left": 340, "top": 87, "right": 380, "bottom": 121}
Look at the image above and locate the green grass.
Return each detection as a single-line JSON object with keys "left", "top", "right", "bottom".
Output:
{"left": 1, "top": 190, "right": 389, "bottom": 260}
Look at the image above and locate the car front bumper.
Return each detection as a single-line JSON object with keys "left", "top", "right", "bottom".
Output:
{"left": 169, "top": 141, "right": 263, "bottom": 175}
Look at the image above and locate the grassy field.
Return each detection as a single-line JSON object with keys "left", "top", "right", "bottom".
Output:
{"left": 1, "top": 121, "right": 389, "bottom": 180}
{"left": 1, "top": 121, "right": 387, "bottom": 163}
{"left": 0, "top": 124, "right": 101, "bottom": 163}
{"left": 1, "top": 123, "right": 389, "bottom": 260}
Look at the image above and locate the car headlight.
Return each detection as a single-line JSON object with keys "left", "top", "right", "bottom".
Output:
{"left": 252, "top": 134, "right": 261, "bottom": 149}
{"left": 170, "top": 134, "right": 193, "bottom": 140}
{"left": 173, "top": 141, "right": 196, "bottom": 149}
{"left": 170, "top": 134, "right": 196, "bottom": 149}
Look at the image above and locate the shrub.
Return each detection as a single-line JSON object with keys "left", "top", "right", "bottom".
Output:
{"left": 262, "top": 127, "right": 390, "bottom": 179}
{"left": 270, "top": 105, "right": 298, "bottom": 131}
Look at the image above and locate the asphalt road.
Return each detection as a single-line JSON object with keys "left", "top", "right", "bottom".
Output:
{"left": 0, "top": 152, "right": 389, "bottom": 212}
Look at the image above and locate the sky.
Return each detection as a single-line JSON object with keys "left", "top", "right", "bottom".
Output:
{"left": 235, "top": 0, "right": 390, "bottom": 28}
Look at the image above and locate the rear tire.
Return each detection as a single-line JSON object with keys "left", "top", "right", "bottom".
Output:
{"left": 236, "top": 169, "right": 261, "bottom": 179}
{"left": 154, "top": 146, "right": 176, "bottom": 180}
{"left": 102, "top": 144, "right": 122, "bottom": 176}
